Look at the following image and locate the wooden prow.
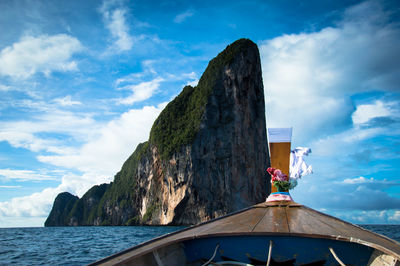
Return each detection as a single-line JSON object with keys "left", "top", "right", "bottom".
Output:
{"left": 269, "top": 142, "right": 291, "bottom": 193}
{"left": 268, "top": 128, "right": 292, "bottom": 193}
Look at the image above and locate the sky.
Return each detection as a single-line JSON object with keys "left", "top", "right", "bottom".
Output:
{"left": 0, "top": 0, "right": 399, "bottom": 227}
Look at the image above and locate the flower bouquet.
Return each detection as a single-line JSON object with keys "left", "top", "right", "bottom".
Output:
{"left": 267, "top": 167, "right": 297, "bottom": 192}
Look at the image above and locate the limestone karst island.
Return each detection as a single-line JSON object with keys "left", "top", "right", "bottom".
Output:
{"left": 45, "top": 38, "right": 270, "bottom": 226}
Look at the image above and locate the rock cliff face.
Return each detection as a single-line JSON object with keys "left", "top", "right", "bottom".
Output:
{"left": 45, "top": 38, "right": 270, "bottom": 226}
{"left": 45, "top": 192, "right": 79, "bottom": 226}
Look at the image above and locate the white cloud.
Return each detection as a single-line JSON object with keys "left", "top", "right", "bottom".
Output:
{"left": 0, "top": 216, "right": 45, "bottom": 227}
{"left": 307, "top": 100, "right": 400, "bottom": 163}
{"left": 0, "top": 85, "right": 11, "bottom": 91}
{"left": 174, "top": 10, "right": 194, "bottom": 23}
{"left": 0, "top": 169, "right": 56, "bottom": 182}
{"left": 117, "top": 77, "right": 164, "bottom": 105}
{"left": 187, "top": 79, "right": 199, "bottom": 87}
{"left": 340, "top": 177, "right": 399, "bottom": 189}
{"left": 0, "top": 186, "right": 22, "bottom": 189}
{"left": 115, "top": 61, "right": 198, "bottom": 105}
{"left": 342, "top": 176, "right": 375, "bottom": 184}
{"left": 389, "top": 211, "right": 400, "bottom": 223}
{"left": 0, "top": 131, "right": 54, "bottom": 153}
{"left": 53, "top": 95, "right": 82, "bottom": 106}
{"left": 0, "top": 187, "right": 60, "bottom": 218}
{"left": 0, "top": 34, "right": 82, "bottom": 79}
{"left": 0, "top": 103, "right": 165, "bottom": 224}
{"left": 0, "top": 110, "right": 97, "bottom": 152}
{"left": 100, "top": 1, "right": 134, "bottom": 52}
{"left": 331, "top": 209, "right": 400, "bottom": 225}
{"left": 352, "top": 100, "right": 391, "bottom": 125}
{"left": 115, "top": 72, "right": 145, "bottom": 86}
{"left": 114, "top": 60, "right": 159, "bottom": 86}
{"left": 182, "top": 71, "right": 198, "bottom": 86}
{"left": 260, "top": 30, "right": 354, "bottom": 144}
{"left": 0, "top": 172, "right": 108, "bottom": 221}
{"left": 292, "top": 178, "right": 400, "bottom": 211}
{"left": 332, "top": 210, "right": 392, "bottom": 224}
{"left": 260, "top": 0, "right": 400, "bottom": 144}
{"left": 108, "top": 9, "right": 134, "bottom": 51}
{"left": 260, "top": 2, "right": 400, "bottom": 223}
{"left": 38, "top": 104, "right": 166, "bottom": 178}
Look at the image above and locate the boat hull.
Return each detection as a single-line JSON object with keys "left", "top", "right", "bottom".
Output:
{"left": 184, "top": 235, "right": 374, "bottom": 265}
{"left": 89, "top": 201, "right": 400, "bottom": 265}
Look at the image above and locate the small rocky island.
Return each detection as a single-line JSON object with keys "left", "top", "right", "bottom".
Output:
{"left": 45, "top": 38, "right": 270, "bottom": 226}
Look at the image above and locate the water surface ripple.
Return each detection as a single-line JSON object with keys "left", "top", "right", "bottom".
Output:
{"left": 0, "top": 225, "right": 398, "bottom": 265}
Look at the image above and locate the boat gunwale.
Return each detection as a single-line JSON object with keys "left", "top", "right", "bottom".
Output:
{"left": 89, "top": 201, "right": 295, "bottom": 264}
{"left": 89, "top": 202, "right": 400, "bottom": 265}
{"left": 90, "top": 231, "right": 400, "bottom": 265}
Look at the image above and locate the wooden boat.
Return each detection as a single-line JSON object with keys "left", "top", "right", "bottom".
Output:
{"left": 89, "top": 200, "right": 400, "bottom": 266}
{"left": 90, "top": 129, "right": 400, "bottom": 265}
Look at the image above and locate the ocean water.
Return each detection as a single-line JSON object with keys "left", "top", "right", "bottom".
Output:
{"left": 359, "top": 224, "right": 400, "bottom": 242}
{"left": 0, "top": 225, "right": 398, "bottom": 265}
{"left": 0, "top": 226, "right": 184, "bottom": 265}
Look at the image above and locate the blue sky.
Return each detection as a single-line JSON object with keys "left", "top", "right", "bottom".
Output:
{"left": 0, "top": 0, "right": 399, "bottom": 227}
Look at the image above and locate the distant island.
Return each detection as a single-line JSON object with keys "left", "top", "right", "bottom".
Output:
{"left": 45, "top": 38, "right": 270, "bottom": 226}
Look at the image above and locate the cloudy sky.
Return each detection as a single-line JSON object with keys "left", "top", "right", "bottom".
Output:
{"left": 0, "top": 0, "right": 399, "bottom": 227}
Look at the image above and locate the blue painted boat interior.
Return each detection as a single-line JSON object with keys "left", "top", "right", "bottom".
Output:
{"left": 183, "top": 235, "right": 374, "bottom": 265}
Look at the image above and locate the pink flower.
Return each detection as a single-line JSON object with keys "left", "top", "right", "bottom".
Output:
{"left": 274, "top": 169, "right": 288, "bottom": 181}
{"left": 267, "top": 167, "right": 288, "bottom": 182}
{"left": 267, "top": 167, "right": 276, "bottom": 175}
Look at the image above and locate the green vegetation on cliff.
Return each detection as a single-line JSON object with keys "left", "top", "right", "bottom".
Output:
{"left": 45, "top": 192, "right": 78, "bottom": 226}
{"left": 150, "top": 38, "right": 256, "bottom": 159}
{"left": 46, "top": 142, "right": 151, "bottom": 226}
{"left": 106, "top": 141, "right": 150, "bottom": 204}
{"left": 91, "top": 142, "right": 151, "bottom": 225}
{"left": 45, "top": 38, "right": 258, "bottom": 226}
{"left": 68, "top": 183, "right": 109, "bottom": 225}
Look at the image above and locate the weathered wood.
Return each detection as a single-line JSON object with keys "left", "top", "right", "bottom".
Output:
{"left": 252, "top": 205, "right": 290, "bottom": 233}
{"left": 90, "top": 201, "right": 400, "bottom": 265}
{"left": 286, "top": 206, "right": 340, "bottom": 237}
{"left": 269, "top": 142, "right": 291, "bottom": 192}
{"left": 194, "top": 207, "right": 267, "bottom": 235}
{"left": 368, "top": 250, "right": 400, "bottom": 266}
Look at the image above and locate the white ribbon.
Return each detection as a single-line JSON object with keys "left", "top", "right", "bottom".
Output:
{"left": 290, "top": 147, "right": 313, "bottom": 180}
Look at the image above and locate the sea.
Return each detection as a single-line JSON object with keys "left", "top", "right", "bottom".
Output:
{"left": 0, "top": 225, "right": 399, "bottom": 265}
